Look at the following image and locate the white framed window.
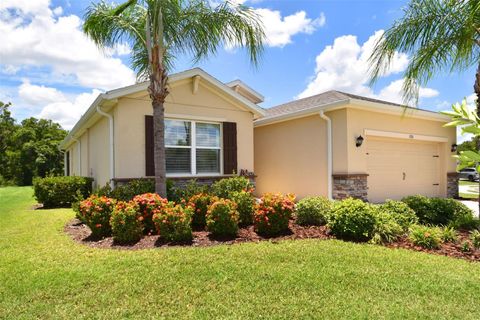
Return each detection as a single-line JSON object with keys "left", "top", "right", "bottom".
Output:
{"left": 165, "top": 119, "right": 222, "bottom": 176}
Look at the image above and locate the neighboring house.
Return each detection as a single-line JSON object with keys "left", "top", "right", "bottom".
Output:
{"left": 60, "top": 68, "right": 265, "bottom": 189}
{"left": 254, "top": 91, "right": 457, "bottom": 202}
{"left": 60, "top": 68, "right": 458, "bottom": 203}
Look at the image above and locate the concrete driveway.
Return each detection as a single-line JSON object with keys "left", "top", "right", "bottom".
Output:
{"left": 459, "top": 200, "right": 479, "bottom": 219}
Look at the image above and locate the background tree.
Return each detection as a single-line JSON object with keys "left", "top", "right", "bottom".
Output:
{"left": 83, "top": 0, "right": 265, "bottom": 196}
{"left": 457, "top": 136, "right": 480, "bottom": 153}
{"left": 0, "top": 102, "right": 67, "bottom": 186}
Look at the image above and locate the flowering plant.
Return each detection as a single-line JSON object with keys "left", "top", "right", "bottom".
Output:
{"left": 206, "top": 197, "right": 239, "bottom": 237}
{"left": 254, "top": 193, "right": 295, "bottom": 236}
{"left": 77, "top": 195, "right": 116, "bottom": 237}
{"left": 110, "top": 201, "right": 144, "bottom": 244}
{"left": 187, "top": 193, "right": 213, "bottom": 229}
{"left": 132, "top": 193, "right": 168, "bottom": 234}
{"left": 230, "top": 190, "right": 255, "bottom": 226}
{"left": 152, "top": 202, "right": 193, "bottom": 242}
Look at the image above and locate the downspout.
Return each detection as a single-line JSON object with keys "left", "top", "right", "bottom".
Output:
{"left": 96, "top": 105, "right": 115, "bottom": 189}
{"left": 63, "top": 151, "right": 67, "bottom": 176}
{"left": 319, "top": 110, "right": 333, "bottom": 200}
{"left": 72, "top": 137, "right": 81, "bottom": 175}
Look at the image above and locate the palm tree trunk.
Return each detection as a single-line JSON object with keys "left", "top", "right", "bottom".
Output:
{"left": 148, "top": 47, "right": 168, "bottom": 197}
{"left": 474, "top": 63, "right": 480, "bottom": 208}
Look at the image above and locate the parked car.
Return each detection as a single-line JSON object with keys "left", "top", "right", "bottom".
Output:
{"left": 458, "top": 168, "right": 479, "bottom": 181}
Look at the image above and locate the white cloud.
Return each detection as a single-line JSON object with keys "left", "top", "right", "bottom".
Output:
{"left": 297, "top": 30, "right": 438, "bottom": 105}
{"left": 257, "top": 9, "right": 325, "bottom": 47}
{"left": 18, "top": 80, "right": 67, "bottom": 106}
{"left": 38, "top": 90, "right": 102, "bottom": 130}
{"left": 0, "top": 1, "right": 136, "bottom": 90}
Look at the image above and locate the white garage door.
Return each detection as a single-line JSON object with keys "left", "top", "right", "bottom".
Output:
{"left": 367, "top": 137, "right": 440, "bottom": 203}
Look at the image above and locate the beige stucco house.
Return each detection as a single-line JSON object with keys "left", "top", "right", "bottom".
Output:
{"left": 61, "top": 68, "right": 458, "bottom": 203}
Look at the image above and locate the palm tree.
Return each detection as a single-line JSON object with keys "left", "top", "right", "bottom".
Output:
{"left": 369, "top": 0, "right": 480, "bottom": 106}
{"left": 83, "top": 0, "right": 265, "bottom": 196}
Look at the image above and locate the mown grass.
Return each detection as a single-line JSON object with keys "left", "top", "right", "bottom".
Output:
{"left": 1, "top": 186, "right": 480, "bottom": 319}
{"left": 459, "top": 180, "right": 479, "bottom": 199}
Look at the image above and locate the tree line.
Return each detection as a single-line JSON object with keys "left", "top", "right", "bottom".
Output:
{"left": 0, "top": 101, "right": 67, "bottom": 186}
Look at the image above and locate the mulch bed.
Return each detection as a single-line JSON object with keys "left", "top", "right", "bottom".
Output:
{"left": 65, "top": 219, "right": 480, "bottom": 261}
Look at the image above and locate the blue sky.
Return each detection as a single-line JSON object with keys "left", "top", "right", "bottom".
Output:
{"left": 0, "top": 0, "right": 477, "bottom": 141}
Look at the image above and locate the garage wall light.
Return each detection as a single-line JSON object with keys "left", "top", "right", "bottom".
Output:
{"left": 451, "top": 144, "right": 458, "bottom": 152}
{"left": 356, "top": 135, "right": 364, "bottom": 147}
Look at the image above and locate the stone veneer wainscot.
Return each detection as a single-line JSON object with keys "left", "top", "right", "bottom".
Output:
{"left": 332, "top": 173, "right": 368, "bottom": 202}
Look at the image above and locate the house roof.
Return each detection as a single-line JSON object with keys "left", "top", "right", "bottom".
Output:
{"left": 225, "top": 80, "right": 264, "bottom": 104}
{"left": 256, "top": 90, "right": 450, "bottom": 127}
{"left": 60, "top": 68, "right": 265, "bottom": 149}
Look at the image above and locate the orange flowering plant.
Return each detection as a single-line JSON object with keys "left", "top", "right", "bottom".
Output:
{"left": 152, "top": 202, "right": 193, "bottom": 242}
{"left": 254, "top": 193, "right": 296, "bottom": 236}
{"left": 187, "top": 193, "right": 213, "bottom": 229}
{"left": 206, "top": 197, "right": 239, "bottom": 237}
{"left": 77, "top": 195, "right": 116, "bottom": 237}
{"left": 110, "top": 201, "right": 144, "bottom": 244}
{"left": 132, "top": 193, "right": 168, "bottom": 234}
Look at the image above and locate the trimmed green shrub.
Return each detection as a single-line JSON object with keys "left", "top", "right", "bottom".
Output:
{"left": 370, "top": 209, "right": 403, "bottom": 245}
{"left": 254, "top": 193, "right": 296, "bottom": 236}
{"left": 131, "top": 193, "right": 167, "bottom": 234}
{"left": 167, "top": 179, "right": 210, "bottom": 203}
{"left": 188, "top": 193, "right": 213, "bottom": 228}
{"left": 378, "top": 200, "right": 418, "bottom": 232}
{"left": 402, "top": 195, "right": 474, "bottom": 227}
{"left": 448, "top": 214, "right": 480, "bottom": 230}
{"left": 206, "top": 197, "right": 239, "bottom": 237}
{"left": 211, "top": 176, "right": 253, "bottom": 199}
{"left": 327, "top": 198, "right": 376, "bottom": 242}
{"left": 153, "top": 202, "right": 193, "bottom": 242}
{"left": 230, "top": 190, "right": 255, "bottom": 226}
{"left": 33, "top": 176, "right": 93, "bottom": 208}
{"left": 408, "top": 225, "right": 442, "bottom": 249}
{"left": 440, "top": 226, "right": 458, "bottom": 243}
{"left": 76, "top": 195, "right": 116, "bottom": 238}
{"left": 96, "top": 179, "right": 155, "bottom": 202}
{"left": 470, "top": 230, "right": 480, "bottom": 249}
{"left": 296, "top": 196, "right": 332, "bottom": 226}
{"left": 110, "top": 201, "right": 143, "bottom": 244}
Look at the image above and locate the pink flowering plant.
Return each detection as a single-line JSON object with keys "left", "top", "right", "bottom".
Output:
{"left": 254, "top": 193, "right": 296, "bottom": 236}
{"left": 206, "top": 197, "right": 239, "bottom": 237}
{"left": 152, "top": 202, "right": 193, "bottom": 242}
{"left": 187, "top": 193, "right": 213, "bottom": 229}
{"left": 132, "top": 193, "right": 168, "bottom": 234}
{"left": 110, "top": 201, "right": 144, "bottom": 244}
{"left": 77, "top": 195, "right": 116, "bottom": 237}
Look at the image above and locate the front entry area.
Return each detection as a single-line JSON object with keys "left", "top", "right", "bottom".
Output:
{"left": 367, "top": 137, "right": 441, "bottom": 203}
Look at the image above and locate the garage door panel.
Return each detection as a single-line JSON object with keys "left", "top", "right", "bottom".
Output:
{"left": 367, "top": 138, "right": 440, "bottom": 203}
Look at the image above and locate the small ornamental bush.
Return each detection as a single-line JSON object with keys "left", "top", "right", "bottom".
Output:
{"left": 296, "top": 196, "right": 332, "bottom": 226}
{"left": 327, "top": 198, "right": 376, "bottom": 242}
{"left": 77, "top": 195, "right": 116, "bottom": 238}
{"left": 378, "top": 200, "right": 418, "bottom": 232}
{"left": 153, "top": 202, "right": 193, "bottom": 242}
{"left": 34, "top": 176, "right": 93, "bottom": 208}
{"left": 206, "top": 198, "right": 239, "bottom": 237}
{"left": 370, "top": 209, "right": 403, "bottom": 245}
{"left": 461, "top": 241, "right": 471, "bottom": 253}
{"left": 440, "top": 226, "right": 458, "bottom": 243}
{"left": 402, "top": 195, "right": 474, "bottom": 227}
{"left": 188, "top": 193, "right": 213, "bottom": 229}
{"left": 168, "top": 179, "right": 210, "bottom": 203}
{"left": 230, "top": 190, "right": 255, "bottom": 226}
{"left": 254, "top": 193, "right": 295, "bottom": 236}
{"left": 132, "top": 193, "right": 167, "bottom": 234}
{"left": 470, "top": 230, "right": 480, "bottom": 249}
{"left": 408, "top": 225, "right": 442, "bottom": 249}
{"left": 110, "top": 201, "right": 143, "bottom": 244}
{"left": 211, "top": 176, "right": 253, "bottom": 199}
{"left": 96, "top": 179, "right": 155, "bottom": 201}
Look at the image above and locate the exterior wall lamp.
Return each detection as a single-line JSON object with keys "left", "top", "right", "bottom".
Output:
{"left": 451, "top": 144, "right": 458, "bottom": 152}
{"left": 356, "top": 135, "right": 364, "bottom": 147}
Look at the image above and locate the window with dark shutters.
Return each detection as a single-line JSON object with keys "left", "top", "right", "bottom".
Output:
{"left": 145, "top": 115, "right": 154, "bottom": 176}
{"left": 223, "top": 122, "right": 237, "bottom": 174}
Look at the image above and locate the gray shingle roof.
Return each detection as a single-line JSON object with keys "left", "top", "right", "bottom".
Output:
{"left": 264, "top": 90, "right": 404, "bottom": 117}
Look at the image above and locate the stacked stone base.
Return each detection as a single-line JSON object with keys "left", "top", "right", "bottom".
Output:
{"left": 447, "top": 172, "right": 459, "bottom": 199}
{"left": 332, "top": 174, "right": 368, "bottom": 202}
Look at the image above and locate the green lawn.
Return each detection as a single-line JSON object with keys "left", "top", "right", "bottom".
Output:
{"left": 459, "top": 180, "right": 479, "bottom": 199}
{"left": 1, "top": 187, "right": 480, "bottom": 319}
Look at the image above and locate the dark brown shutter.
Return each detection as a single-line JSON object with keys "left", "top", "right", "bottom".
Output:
{"left": 145, "top": 115, "right": 154, "bottom": 176}
{"left": 223, "top": 122, "right": 237, "bottom": 174}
